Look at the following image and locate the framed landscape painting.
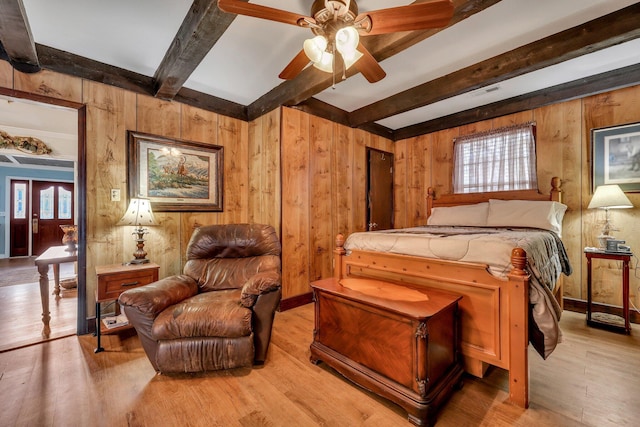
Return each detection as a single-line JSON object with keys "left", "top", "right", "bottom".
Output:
{"left": 127, "top": 131, "right": 223, "bottom": 211}
{"left": 592, "top": 122, "right": 640, "bottom": 193}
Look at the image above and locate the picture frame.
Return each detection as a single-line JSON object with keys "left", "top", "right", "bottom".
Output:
{"left": 591, "top": 122, "right": 640, "bottom": 193}
{"left": 127, "top": 131, "right": 223, "bottom": 211}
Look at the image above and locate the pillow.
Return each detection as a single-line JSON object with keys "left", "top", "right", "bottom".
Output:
{"left": 486, "top": 199, "right": 568, "bottom": 236}
{"left": 427, "top": 202, "right": 489, "bottom": 227}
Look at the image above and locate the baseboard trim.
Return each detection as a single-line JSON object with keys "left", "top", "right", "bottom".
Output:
{"left": 563, "top": 297, "right": 639, "bottom": 324}
{"left": 280, "top": 292, "right": 313, "bottom": 311}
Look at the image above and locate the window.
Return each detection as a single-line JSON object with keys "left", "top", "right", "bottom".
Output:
{"left": 58, "top": 187, "right": 72, "bottom": 219}
{"left": 453, "top": 122, "right": 537, "bottom": 193}
{"left": 13, "top": 182, "right": 27, "bottom": 219}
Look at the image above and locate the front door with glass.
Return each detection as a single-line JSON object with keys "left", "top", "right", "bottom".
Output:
{"left": 31, "top": 181, "right": 74, "bottom": 256}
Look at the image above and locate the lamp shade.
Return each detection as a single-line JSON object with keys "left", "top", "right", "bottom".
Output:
{"left": 117, "top": 198, "right": 156, "bottom": 226}
{"left": 588, "top": 185, "right": 633, "bottom": 210}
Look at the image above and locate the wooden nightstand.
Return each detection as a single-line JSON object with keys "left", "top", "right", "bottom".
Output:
{"left": 585, "top": 249, "right": 632, "bottom": 334}
{"left": 94, "top": 262, "right": 159, "bottom": 352}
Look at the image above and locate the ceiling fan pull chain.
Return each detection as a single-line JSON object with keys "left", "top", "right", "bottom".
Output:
{"left": 332, "top": 43, "right": 336, "bottom": 89}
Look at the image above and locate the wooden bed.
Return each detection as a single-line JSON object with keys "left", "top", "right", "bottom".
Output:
{"left": 332, "top": 178, "right": 564, "bottom": 408}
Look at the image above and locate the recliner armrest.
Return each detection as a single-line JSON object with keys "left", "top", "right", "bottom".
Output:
{"left": 119, "top": 274, "right": 199, "bottom": 316}
{"left": 240, "top": 271, "right": 281, "bottom": 308}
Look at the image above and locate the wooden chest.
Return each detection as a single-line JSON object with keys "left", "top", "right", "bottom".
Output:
{"left": 310, "top": 277, "right": 463, "bottom": 427}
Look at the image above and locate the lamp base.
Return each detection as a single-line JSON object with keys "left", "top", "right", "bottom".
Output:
{"left": 128, "top": 258, "right": 150, "bottom": 265}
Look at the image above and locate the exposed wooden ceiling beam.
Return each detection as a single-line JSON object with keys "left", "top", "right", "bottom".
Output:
{"left": 348, "top": 2, "right": 640, "bottom": 127}
{"left": 34, "top": 44, "right": 248, "bottom": 121}
{"left": 394, "top": 62, "right": 640, "bottom": 140}
{"left": 0, "top": 0, "right": 40, "bottom": 73}
{"left": 36, "top": 44, "right": 156, "bottom": 96}
{"left": 246, "top": 0, "right": 501, "bottom": 121}
{"left": 153, "top": 0, "right": 246, "bottom": 100}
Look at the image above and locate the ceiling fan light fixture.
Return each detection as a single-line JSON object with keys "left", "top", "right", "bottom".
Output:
{"left": 335, "top": 26, "right": 359, "bottom": 56}
{"left": 303, "top": 35, "right": 328, "bottom": 64}
{"left": 342, "top": 49, "right": 363, "bottom": 69}
{"left": 313, "top": 51, "right": 334, "bottom": 73}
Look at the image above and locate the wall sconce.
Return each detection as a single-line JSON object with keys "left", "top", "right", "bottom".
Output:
{"left": 117, "top": 198, "right": 156, "bottom": 264}
{"left": 588, "top": 184, "right": 633, "bottom": 248}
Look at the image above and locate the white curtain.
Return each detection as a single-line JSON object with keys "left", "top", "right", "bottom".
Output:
{"left": 453, "top": 122, "right": 537, "bottom": 193}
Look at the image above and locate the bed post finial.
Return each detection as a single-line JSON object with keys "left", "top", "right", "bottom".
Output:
{"left": 550, "top": 177, "right": 562, "bottom": 203}
{"left": 510, "top": 248, "right": 527, "bottom": 276}
{"left": 334, "top": 234, "right": 346, "bottom": 279}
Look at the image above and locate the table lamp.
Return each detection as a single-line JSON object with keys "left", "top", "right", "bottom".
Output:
{"left": 117, "top": 198, "right": 156, "bottom": 264}
{"left": 588, "top": 184, "right": 633, "bottom": 248}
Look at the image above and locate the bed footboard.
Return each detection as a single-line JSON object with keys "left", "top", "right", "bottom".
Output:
{"left": 334, "top": 234, "right": 530, "bottom": 408}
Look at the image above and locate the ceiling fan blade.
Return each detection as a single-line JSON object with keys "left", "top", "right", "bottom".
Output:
{"left": 279, "top": 50, "right": 310, "bottom": 80}
{"left": 354, "top": 43, "right": 386, "bottom": 83}
{"left": 218, "top": 0, "right": 314, "bottom": 27}
{"left": 356, "top": 0, "right": 454, "bottom": 36}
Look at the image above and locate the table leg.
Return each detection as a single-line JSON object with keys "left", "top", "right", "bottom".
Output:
{"left": 95, "top": 301, "right": 104, "bottom": 353}
{"left": 37, "top": 263, "right": 51, "bottom": 337}
{"left": 53, "top": 263, "right": 61, "bottom": 297}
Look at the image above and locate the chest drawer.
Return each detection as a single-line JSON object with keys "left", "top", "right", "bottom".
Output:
{"left": 96, "top": 263, "right": 159, "bottom": 302}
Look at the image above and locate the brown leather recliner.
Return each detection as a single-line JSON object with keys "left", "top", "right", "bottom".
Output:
{"left": 118, "top": 223, "right": 282, "bottom": 373}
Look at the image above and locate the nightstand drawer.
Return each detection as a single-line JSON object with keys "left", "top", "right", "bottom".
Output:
{"left": 95, "top": 263, "right": 160, "bottom": 302}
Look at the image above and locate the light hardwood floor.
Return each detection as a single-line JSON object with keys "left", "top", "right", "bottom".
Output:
{"left": 1, "top": 304, "right": 639, "bottom": 427}
{"left": 0, "top": 259, "right": 77, "bottom": 352}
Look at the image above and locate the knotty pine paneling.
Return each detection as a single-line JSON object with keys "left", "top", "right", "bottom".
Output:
{"left": 430, "top": 127, "right": 457, "bottom": 198}
{"left": 352, "top": 129, "right": 368, "bottom": 232}
{"left": 248, "top": 109, "right": 281, "bottom": 232}
{"left": 14, "top": 68, "right": 83, "bottom": 103}
{"left": 281, "top": 108, "right": 394, "bottom": 300}
{"left": 406, "top": 133, "right": 431, "bottom": 227}
{"left": 582, "top": 86, "right": 640, "bottom": 308}
{"left": 309, "top": 115, "right": 333, "bottom": 282}
{"left": 83, "top": 80, "right": 136, "bottom": 297}
{"left": 218, "top": 114, "right": 250, "bottom": 225}
{"left": 0, "top": 61, "right": 12, "bottom": 87}
{"left": 135, "top": 94, "right": 182, "bottom": 277}
{"left": 281, "top": 107, "right": 311, "bottom": 299}
{"left": 333, "top": 123, "right": 353, "bottom": 237}
{"left": 393, "top": 139, "right": 408, "bottom": 229}
{"left": 534, "top": 100, "right": 582, "bottom": 299}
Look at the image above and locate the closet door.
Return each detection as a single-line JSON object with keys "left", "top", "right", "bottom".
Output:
{"left": 366, "top": 148, "right": 394, "bottom": 231}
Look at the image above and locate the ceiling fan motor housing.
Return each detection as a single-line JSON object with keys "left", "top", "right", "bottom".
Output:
{"left": 310, "top": 0, "right": 358, "bottom": 37}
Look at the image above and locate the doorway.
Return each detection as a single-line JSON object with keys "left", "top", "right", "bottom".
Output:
{"left": 366, "top": 148, "right": 394, "bottom": 231}
{"left": 0, "top": 89, "right": 87, "bottom": 346}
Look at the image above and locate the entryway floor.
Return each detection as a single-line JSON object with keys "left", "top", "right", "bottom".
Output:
{"left": 0, "top": 257, "right": 77, "bottom": 352}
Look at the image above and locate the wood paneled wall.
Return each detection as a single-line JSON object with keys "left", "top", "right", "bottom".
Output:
{"left": 0, "top": 64, "right": 280, "bottom": 318}
{"left": 395, "top": 84, "right": 640, "bottom": 309}
{"left": 280, "top": 107, "right": 394, "bottom": 300}
{"left": 3, "top": 58, "right": 639, "bottom": 312}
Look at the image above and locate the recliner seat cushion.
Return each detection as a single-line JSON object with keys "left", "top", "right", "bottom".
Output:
{"left": 152, "top": 289, "right": 252, "bottom": 340}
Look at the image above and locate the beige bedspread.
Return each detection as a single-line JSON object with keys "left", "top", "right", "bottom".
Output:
{"left": 344, "top": 226, "right": 572, "bottom": 359}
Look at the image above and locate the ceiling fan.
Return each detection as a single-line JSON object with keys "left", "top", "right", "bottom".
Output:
{"left": 218, "top": 0, "right": 454, "bottom": 83}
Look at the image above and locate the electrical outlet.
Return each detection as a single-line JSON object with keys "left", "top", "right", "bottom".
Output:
{"left": 110, "top": 189, "right": 121, "bottom": 202}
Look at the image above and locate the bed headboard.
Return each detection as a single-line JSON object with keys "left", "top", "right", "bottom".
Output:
{"left": 426, "top": 177, "right": 562, "bottom": 218}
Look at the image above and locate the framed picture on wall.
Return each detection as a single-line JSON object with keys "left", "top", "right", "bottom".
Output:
{"left": 592, "top": 122, "right": 640, "bottom": 193}
{"left": 127, "top": 131, "right": 224, "bottom": 211}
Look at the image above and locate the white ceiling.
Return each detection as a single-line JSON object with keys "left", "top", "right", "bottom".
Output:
{"left": 0, "top": 96, "right": 78, "bottom": 161}
{"left": 17, "top": 0, "right": 640, "bottom": 131}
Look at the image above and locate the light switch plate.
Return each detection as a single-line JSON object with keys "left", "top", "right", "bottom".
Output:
{"left": 110, "top": 189, "right": 121, "bottom": 202}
